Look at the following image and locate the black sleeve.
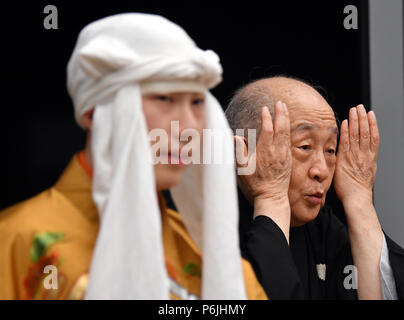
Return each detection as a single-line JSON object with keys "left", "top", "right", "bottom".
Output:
{"left": 324, "top": 240, "right": 358, "bottom": 300}
{"left": 241, "top": 215, "right": 304, "bottom": 299}
{"left": 323, "top": 206, "right": 404, "bottom": 300}
{"left": 329, "top": 230, "right": 404, "bottom": 300}
{"left": 318, "top": 207, "right": 358, "bottom": 300}
{"left": 384, "top": 232, "right": 404, "bottom": 300}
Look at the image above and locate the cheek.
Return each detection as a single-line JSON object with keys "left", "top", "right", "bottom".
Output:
{"left": 142, "top": 103, "right": 172, "bottom": 133}
{"left": 288, "top": 157, "right": 307, "bottom": 202}
{"left": 328, "top": 160, "right": 336, "bottom": 176}
{"left": 142, "top": 101, "right": 159, "bottom": 131}
{"left": 194, "top": 108, "right": 206, "bottom": 132}
{"left": 324, "top": 162, "right": 336, "bottom": 189}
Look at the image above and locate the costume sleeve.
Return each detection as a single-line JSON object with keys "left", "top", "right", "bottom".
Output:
{"left": 241, "top": 215, "right": 304, "bottom": 299}
{"left": 0, "top": 232, "right": 18, "bottom": 299}
{"left": 383, "top": 232, "right": 404, "bottom": 299}
{"left": 380, "top": 233, "right": 398, "bottom": 299}
{"left": 0, "top": 223, "right": 32, "bottom": 299}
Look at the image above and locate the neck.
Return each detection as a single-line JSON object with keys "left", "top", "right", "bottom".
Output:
{"left": 84, "top": 131, "right": 93, "bottom": 169}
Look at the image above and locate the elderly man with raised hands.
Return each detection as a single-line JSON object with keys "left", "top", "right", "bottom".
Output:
{"left": 226, "top": 76, "right": 404, "bottom": 300}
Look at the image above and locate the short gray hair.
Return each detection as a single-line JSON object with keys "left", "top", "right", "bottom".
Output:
{"left": 225, "top": 79, "right": 275, "bottom": 140}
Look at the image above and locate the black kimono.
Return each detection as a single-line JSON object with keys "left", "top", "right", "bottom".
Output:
{"left": 240, "top": 201, "right": 404, "bottom": 300}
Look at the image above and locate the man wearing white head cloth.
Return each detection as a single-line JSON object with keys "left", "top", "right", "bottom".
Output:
{"left": 0, "top": 13, "right": 267, "bottom": 300}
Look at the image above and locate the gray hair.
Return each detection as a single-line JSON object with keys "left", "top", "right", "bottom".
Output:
{"left": 225, "top": 78, "right": 276, "bottom": 140}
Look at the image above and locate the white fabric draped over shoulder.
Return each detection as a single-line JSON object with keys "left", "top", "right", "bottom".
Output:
{"left": 66, "top": 13, "right": 245, "bottom": 299}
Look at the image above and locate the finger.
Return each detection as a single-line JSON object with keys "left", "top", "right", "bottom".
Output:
{"left": 349, "top": 107, "right": 359, "bottom": 151}
{"left": 357, "top": 104, "right": 370, "bottom": 150}
{"left": 274, "top": 101, "right": 290, "bottom": 145}
{"left": 368, "top": 110, "right": 380, "bottom": 154}
{"left": 258, "top": 106, "right": 274, "bottom": 148}
{"left": 283, "top": 102, "right": 291, "bottom": 147}
{"left": 234, "top": 135, "right": 248, "bottom": 168}
{"left": 338, "top": 119, "right": 349, "bottom": 155}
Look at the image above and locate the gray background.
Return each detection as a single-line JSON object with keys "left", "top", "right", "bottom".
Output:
{"left": 370, "top": 0, "right": 404, "bottom": 247}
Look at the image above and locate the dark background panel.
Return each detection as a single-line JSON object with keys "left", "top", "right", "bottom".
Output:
{"left": 1, "top": 0, "right": 368, "bottom": 212}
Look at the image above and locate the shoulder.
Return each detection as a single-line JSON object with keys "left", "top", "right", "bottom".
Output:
{"left": 0, "top": 188, "right": 73, "bottom": 235}
{"left": 0, "top": 189, "right": 54, "bottom": 298}
{"left": 0, "top": 186, "right": 79, "bottom": 261}
{"left": 0, "top": 186, "right": 87, "bottom": 273}
{"left": 0, "top": 188, "right": 95, "bottom": 300}
{"left": 1, "top": 190, "right": 51, "bottom": 235}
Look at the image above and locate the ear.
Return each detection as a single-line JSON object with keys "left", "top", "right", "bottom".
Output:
{"left": 79, "top": 35, "right": 138, "bottom": 79}
{"left": 233, "top": 135, "right": 249, "bottom": 168}
{"left": 81, "top": 109, "right": 94, "bottom": 130}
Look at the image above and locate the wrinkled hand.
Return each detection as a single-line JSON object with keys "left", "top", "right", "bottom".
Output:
{"left": 235, "top": 101, "right": 292, "bottom": 204}
{"left": 334, "top": 105, "right": 383, "bottom": 300}
{"left": 334, "top": 105, "right": 379, "bottom": 205}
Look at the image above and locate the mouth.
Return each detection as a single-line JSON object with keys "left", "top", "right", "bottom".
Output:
{"left": 304, "top": 192, "right": 324, "bottom": 205}
{"left": 165, "top": 152, "right": 186, "bottom": 166}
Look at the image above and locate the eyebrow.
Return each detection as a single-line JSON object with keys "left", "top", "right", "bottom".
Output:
{"left": 292, "top": 123, "right": 339, "bottom": 135}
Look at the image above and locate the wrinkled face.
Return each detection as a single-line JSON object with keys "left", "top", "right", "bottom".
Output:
{"left": 142, "top": 91, "right": 206, "bottom": 191}
{"left": 287, "top": 90, "right": 338, "bottom": 226}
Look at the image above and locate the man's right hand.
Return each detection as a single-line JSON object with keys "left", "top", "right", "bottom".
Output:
{"left": 235, "top": 101, "right": 292, "bottom": 242}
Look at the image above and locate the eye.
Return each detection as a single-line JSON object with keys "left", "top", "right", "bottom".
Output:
{"left": 192, "top": 97, "right": 205, "bottom": 106}
{"left": 299, "top": 145, "right": 310, "bottom": 150}
{"left": 154, "top": 95, "right": 173, "bottom": 102}
{"left": 326, "top": 148, "right": 336, "bottom": 155}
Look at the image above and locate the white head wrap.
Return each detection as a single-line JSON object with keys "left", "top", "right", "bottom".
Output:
{"left": 67, "top": 13, "right": 245, "bottom": 299}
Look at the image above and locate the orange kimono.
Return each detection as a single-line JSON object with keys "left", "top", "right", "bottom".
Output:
{"left": 0, "top": 152, "right": 267, "bottom": 300}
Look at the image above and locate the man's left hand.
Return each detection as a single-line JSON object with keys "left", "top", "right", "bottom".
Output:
{"left": 334, "top": 104, "right": 379, "bottom": 207}
{"left": 334, "top": 104, "right": 383, "bottom": 299}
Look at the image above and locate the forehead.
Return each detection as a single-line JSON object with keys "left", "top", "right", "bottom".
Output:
{"left": 286, "top": 90, "right": 337, "bottom": 135}
{"left": 144, "top": 91, "right": 205, "bottom": 96}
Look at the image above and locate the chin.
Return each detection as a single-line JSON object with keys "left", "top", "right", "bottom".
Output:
{"left": 155, "top": 165, "right": 186, "bottom": 191}
{"left": 291, "top": 205, "right": 321, "bottom": 227}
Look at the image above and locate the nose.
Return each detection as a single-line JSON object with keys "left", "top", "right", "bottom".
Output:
{"left": 308, "top": 151, "right": 330, "bottom": 182}
{"left": 178, "top": 101, "right": 203, "bottom": 133}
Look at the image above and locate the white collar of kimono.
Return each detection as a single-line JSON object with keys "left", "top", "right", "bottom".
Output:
{"left": 67, "top": 13, "right": 246, "bottom": 299}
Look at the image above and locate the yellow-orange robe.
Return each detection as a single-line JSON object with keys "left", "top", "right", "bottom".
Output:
{"left": 0, "top": 152, "right": 267, "bottom": 300}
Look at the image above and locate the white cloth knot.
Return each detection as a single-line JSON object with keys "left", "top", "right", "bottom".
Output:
{"left": 189, "top": 48, "right": 222, "bottom": 87}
